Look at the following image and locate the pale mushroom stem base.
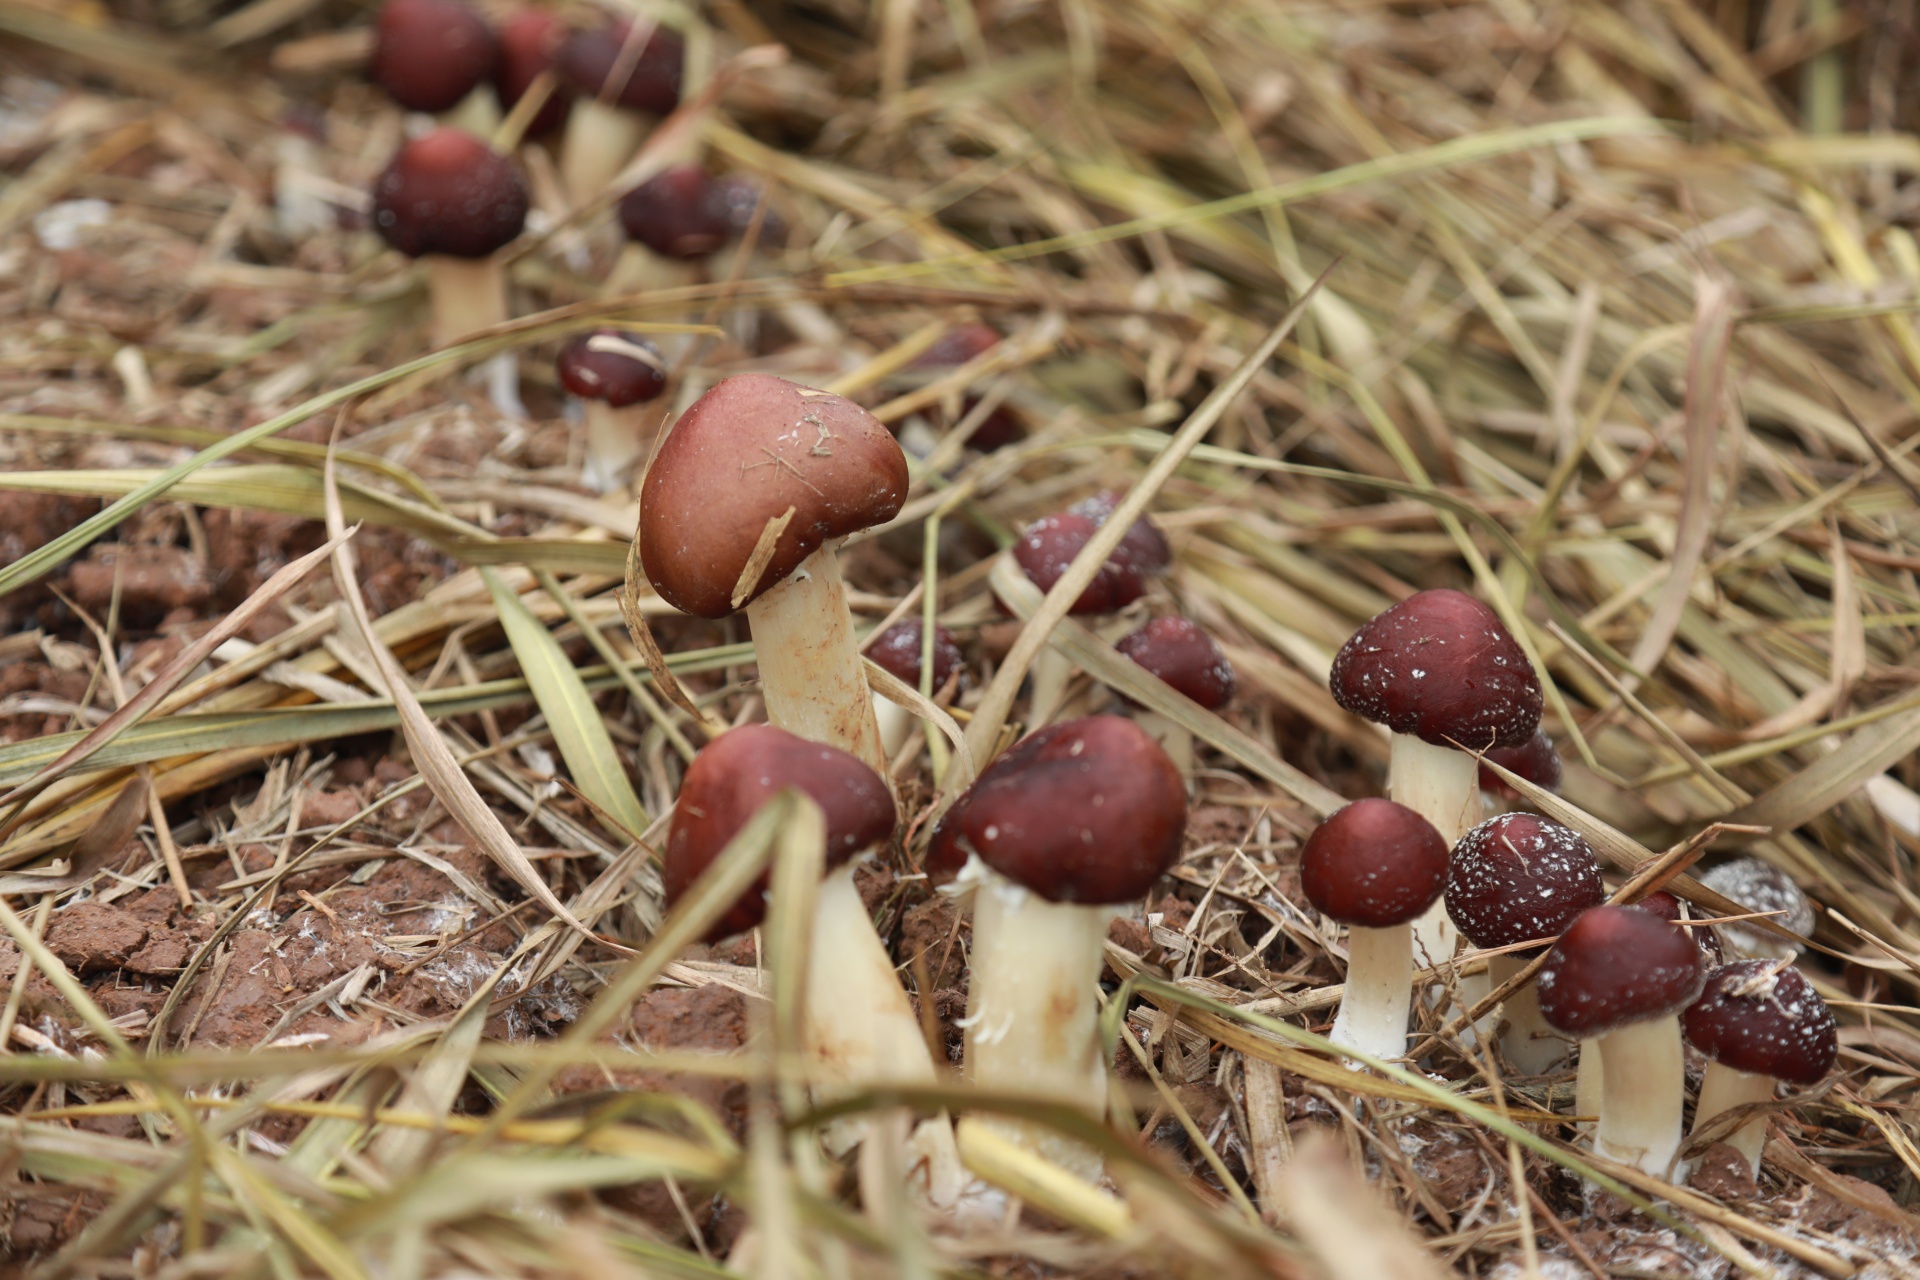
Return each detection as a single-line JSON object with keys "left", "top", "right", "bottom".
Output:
{"left": 1389, "top": 733, "right": 1479, "bottom": 962}
{"left": 1487, "top": 954, "right": 1573, "bottom": 1075}
{"left": 1575, "top": 1039, "right": 1601, "bottom": 1136}
{"left": 961, "top": 865, "right": 1111, "bottom": 1181}
{"left": 805, "top": 863, "right": 966, "bottom": 1206}
{"left": 582, "top": 400, "right": 668, "bottom": 495}
{"left": 1135, "top": 711, "right": 1194, "bottom": 777}
{"left": 1327, "top": 923, "right": 1414, "bottom": 1063}
{"left": 1028, "top": 646, "right": 1073, "bottom": 728}
{"left": 745, "top": 543, "right": 889, "bottom": 776}
{"left": 425, "top": 254, "right": 508, "bottom": 350}
{"left": 874, "top": 694, "right": 917, "bottom": 759}
{"left": 1689, "top": 1062, "right": 1775, "bottom": 1176}
{"left": 560, "top": 98, "right": 648, "bottom": 206}
{"left": 1595, "top": 1015, "right": 1686, "bottom": 1177}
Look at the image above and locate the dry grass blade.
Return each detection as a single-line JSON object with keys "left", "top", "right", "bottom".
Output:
{"left": 1271, "top": 1132, "right": 1450, "bottom": 1280}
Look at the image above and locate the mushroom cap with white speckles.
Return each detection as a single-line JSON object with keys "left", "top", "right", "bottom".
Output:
{"left": 927, "top": 715, "right": 1187, "bottom": 904}
{"left": 1445, "top": 812, "right": 1604, "bottom": 952}
{"left": 1700, "top": 857, "right": 1814, "bottom": 960}
{"left": 1329, "top": 588, "right": 1542, "bottom": 750}
{"left": 1682, "top": 961, "right": 1836, "bottom": 1085}
{"left": 638, "top": 375, "right": 908, "bottom": 618}
{"left": 1300, "top": 798, "right": 1449, "bottom": 928}
{"left": 1536, "top": 905, "right": 1706, "bottom": 1038}
{"left": 1115, "top": 615, "right": 1235, "bottom": 711}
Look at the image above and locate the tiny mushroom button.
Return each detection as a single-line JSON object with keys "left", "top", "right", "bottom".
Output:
{"left": 556, "top": 328, "right": 668, "bottom": 494}
{"left": 864, "top": 620, "right": 966, "bottom": 757}
{"left": 1683, "top": 960, "right": 1837, "bottom": 1177}
{"left": 1699, "top": 857, "right": 1815, "bottom": 961}
{"left": 1114, "top": 615, "right": 1235, "bottom": 774}
{"left": 1299, "top": 798, "right": 1450, "bottom": 1063}
{"left": 639, "top": 374, "right": 908, "bottom": 774}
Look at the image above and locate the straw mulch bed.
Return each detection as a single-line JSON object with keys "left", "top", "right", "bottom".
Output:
{"left": 1, "top": 0, "right": 1917, "bottom": 1276}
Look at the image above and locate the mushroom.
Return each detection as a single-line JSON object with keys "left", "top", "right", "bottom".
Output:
{"left": 1478, "top": 727, "right": 1562, "bottom": 813}
{"left": 1682, "top": 960, "right": 1837, "bottom": 1177}
{"left": 370, "top": 0, "right": 500, "bottom": 135}
{"left": 1698, "top": 857, "right": 1815, "bottom": 961}
{"left": 1536, "top": 905, "right": 1706, "bottom": 1177}
{"left": 371, "top": 127, "right": 529, "bottom": 351}
{"left": 864, "top": 619, "right": 966, "bottom": 758}
{"left": 556, "top": 328, "right": 668, "bottom": 494}
{"left": 1330, "top": 588, "right": 1543, "bottom": 963}
{"left": 1068, "top": 489, "right": 1174, "bottom": 580}
{"left": 1007, "top": 509, "right": 1148, "bottom": 726}
{"left": 1299, "top": 798, "right": 1451, "bottom": 1062}
{"left": 556, "top": 17, "right": 684, "bottom": 206}
{"left": 618, "top": 165, "right": 733, "bottom": 261}
{"left": 905, "top": 324, "right": 1024, "bottom": 452}
{"left": 1113, "top": 615, "right": 1235, "bottom": 774}
{"left": 664, "top": 723, "right": 962, "bottom": 1202}
{"left": 928, "top": 715, "right": 1187, "bottom": 1177}
{"left": 493, "top": 9, "right": 572, "bottom": 143}
{"left": 638, "top": 375, "right": 907, "bottom": 775}
{"left": 1444, "top": 813, "right": 1604, "bottom": 1075}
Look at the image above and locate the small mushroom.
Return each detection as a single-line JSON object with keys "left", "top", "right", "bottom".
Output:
{"left": 556, "top": 328, "right": 668, "bottom": 494}
{"left": 1682, "top": 960, "right": 1837, "bottom": 1177}
{"left": 863, "top": 619, "right": 966, "bottom": 758}
{"left": 493, "top": 9, "right": 572, "bottom": 141}
{"left": 929, "top": 715, "right": 1186, "bottom": 1178}
{"left": 370, "top": 0, "right": 500, "bottom": 134}
{"left": 1478, "top": 727, "right": 1562, "bottom": 812}
{"left": 1699, "top": 857, "right": 1814, "bottom": 961}
{"left": 618, "top": 165, "right": 733, "bottom": 261}
{"left": 907, "top": 324, "right": 1023, "bottom": 452}
{"left": 1445, "top": 813, "right": 1604, "bottom": 1074}
{"left": 1113, "top": 614, "right": 1235, "bottom": 774}
{"left": 638, "top": 375, "right": 908, "bottom": 774}
{"left": 1300, "top": 798, "right": 1450, "bottom": 1062}
{"left": 1331, "top": 588, "right": 1543, "bottom": 961}
{"left": 1537, "top": 905, "right": 1706, "bottom": 1177}
{"left": 1007, "top": 508, "right": 1150, "bottom": 725}
{"left": 1068, "top": 489, "right": 1173, "bottom": 579}
{"left": 371, "top": 127, "right": 529, "bottom": 351}
{"left": 556, "top": 17, "right": 684, "bottom": 205}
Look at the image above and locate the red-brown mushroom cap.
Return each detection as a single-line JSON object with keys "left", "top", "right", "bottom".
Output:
{"left": 1682, "top": 961, "right": 1837, "bottom": 1086}
{"left": 639, "top": 375, "right": 909, "bottom": 619}
{"left": 1114, "top": 616, "right": 1235, "bottom": 711}
{"left": 1329, "top": 588, "right": 1542, "bottom": 751}
{"left": 1631, "top": 890, "right": 1724, "bottom": 963}
{"left": 663, "top": 724, "right": 895, "bottom": 940}
{"left": 1478, "top": 728, "right": 1562, "bottom": 799}
{"left": 618, "top": 166, "right": 731, "bottom": 260}
{"left": 371, "top": 0, "right": 498, "bottom": 114}
{"left": 371, "top": 128, "right": 528, "bottom": 259}
{"left": 1299, "top": 798, "right": 1450, "bottom": 929}
{"left": 494, "top": 9, "right": 572, "bottom": 138}
{"left": 908, "top": 324, "right": 1022, "bottom": 450}
{"left": 1536, "top": 906, "right": 1706, "bottom": 1038}
{"left": 557, "top": 330, "right": 667, "bottom": 407}
{"left": 865, "top": 620, "right": 965, "bottom": 692}
{"left": 1445, "top": 813, "right": 1604, "bottom": 953}
{"left": 1700, "top": 857, "right": 1815, "bottom": 957}
{"left": 927, "top": 716, "right": 1186, "bottom": 904}
{"left": 1010, "top": 512, "right": 1146, "bottom": 616}
{"left": 708, "top": 175, "right": 787, "bottom": 245}
{"left": 556, "top": 19, "right": 684, "bottom": 114}
{"left": 1069, "top": 489, "right": 1173, "bottom": 577}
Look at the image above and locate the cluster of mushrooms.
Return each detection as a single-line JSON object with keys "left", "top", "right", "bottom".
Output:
{"left": 353, "top": 0, "right": 1840, "bottom": 1218}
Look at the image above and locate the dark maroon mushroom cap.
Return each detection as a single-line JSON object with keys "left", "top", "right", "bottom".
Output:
{"left": 1329, "top": 588, "right": 1542, "bottom": 751}
{"left": 927, "top": 716, "right": 1186, "bottom": 905}
{"left": 1683, "top": 961, "right": 1837, "bottom": 1086}
{"left": 556, "top": 19, "right": 684, "bottom": 114}
{"left": 1445, "top": 813, "right": 1604, "bottom": 953}
{"left": 557, "top": 329, "right": 667, "bottom": 407}
{"left": 1478, "top": 728, "right": 1562, "bottom": 800}
{"left": 1011, "top": 512, "right": 1146, "bottom": 616}
{"left": 907, "top": 323, "right": 1021, "bottom": 451}
{"left": 1115, "top": 616, "right": 1235, "bottom": 711}
{"left": 1631, "top": 890, "right": 1724, "bottom": 963}
{"left": 371, "top": 128, "right": 528, "bottom": 260}
{"left": 1069, "top": 489, "right": 1173, "bottom": 577}
{"left": 371, "top": 0, "right": 498, "bottom": 114}
{"left": 865, "top": 620, "right": 965, "bottom": 692}
{"left": 708, "top": 175, "right": 787, "bottom": 245}
{"left": 494, "top": 9, "right": 572, "bottom": 138}
{"left": 1536, "top": 906, "right": 1707, "bottom": 1038}
{"left": 663, "top": 724, "right": 896, "bottom": 940}
{"left": 618, "top": 166, "right": 731, "bottom": 260}
{"left": 1299, "top": 798, "right": 1449, "bottom": 929}
{"left": 1700, "top": 857, "right": 1815, "bottom": 957}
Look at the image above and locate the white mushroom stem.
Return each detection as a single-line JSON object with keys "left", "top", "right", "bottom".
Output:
{"left": 1028, "top": 646, "right": 1073, "bottom": 728}
{"left": 1135, "top": 711, "right": 1193, "bottom": 777}
{"left": 1574, "top": 1040, "right": 1601, "bottom": 1135}
{"left": 560, "top": 98, "right": 646, "bottom": 206}
{"left": 1327, "top": 923, "right": 1415, "bottom": 1064}
{"left": 874, "top": 694, "right": 917, "bottom": 758}
{"left": 441, "top": 87, "right": 502, "bottom": 141}
{"left": 959, "top": 858, "right": 1112, "bottom": 1181}
{"left": 745, "top": 542, "right": 889, "bottom": 776}
{"left": 424, "top": 254, "right": 507, "bottom": 349}
{"left": 1593, "top": 1015, "right": 1687, "bottom": 1177}
{"left": 803, "top": 862, "right": 967, "bottom": 1207}
{"left": 581, "top": 400, "right": 668, "bottom": 494}
{"left": 1689, "top": 1062, "right": 1775, "bottom": 1176}
{"left": 1389, "top": 733, "right": 1479, "bottom": 963}
{"left": 1487, "top": 954, "right": 1572, "bottom": 1075}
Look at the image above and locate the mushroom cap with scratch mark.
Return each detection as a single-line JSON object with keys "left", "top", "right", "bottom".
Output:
{"left": 639, "top": 374, "right": 909, "bottom": 618}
